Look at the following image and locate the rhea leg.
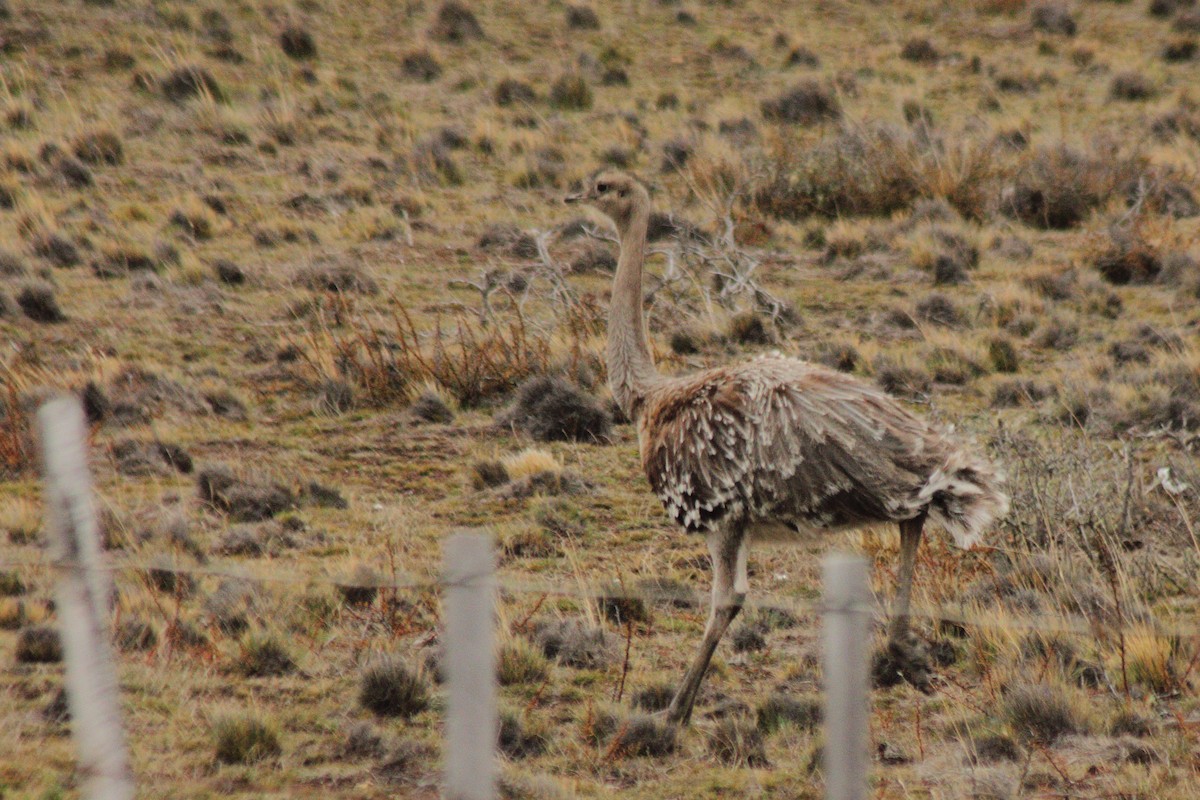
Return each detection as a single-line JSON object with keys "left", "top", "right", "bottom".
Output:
{"left": 889, "top": 513, "right": 925, "bottom": 644}
{"left": 873, "top": 512, "right": 933, "bottom": 690}
{"left": 665, "top": 526, "right": 748, "bottom": 727}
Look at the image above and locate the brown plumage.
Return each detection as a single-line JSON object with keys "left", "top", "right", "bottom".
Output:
{"left": 565, "top": 170, "right": 1008, "bottom": 726}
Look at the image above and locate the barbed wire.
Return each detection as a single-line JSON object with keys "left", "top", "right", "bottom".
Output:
{"left": 5, "top": 552, "right": 1199, "bottom": 640}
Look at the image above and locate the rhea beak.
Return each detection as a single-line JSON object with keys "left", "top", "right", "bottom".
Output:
{"left": 563, "top": 192, "right": 584, "bottom": 204}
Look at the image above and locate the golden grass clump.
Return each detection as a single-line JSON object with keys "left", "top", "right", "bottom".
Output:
{"left": 502, "top": 448, "right": 562, "bottom": 481}
{"left": 213, "top": 713, "right": 281, "bottom": 764}
{"left": 1120, "top": 627, "right": 1181, "bottom": 694}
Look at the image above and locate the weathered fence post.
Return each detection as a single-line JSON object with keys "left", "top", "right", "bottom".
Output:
{"left": 823, "top": 554, "right": 870, "bottom": 800}
{"left": 39, "top": 396, "right": 135, "bottom": 800}
{"left": 443, "top": 530, "right": 497, "bottom": 800}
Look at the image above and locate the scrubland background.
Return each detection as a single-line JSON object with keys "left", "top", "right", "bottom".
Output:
{"left": 2, "top": 0, "right": 1200, "bottom": 797}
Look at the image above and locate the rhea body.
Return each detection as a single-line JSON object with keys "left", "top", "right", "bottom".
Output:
{"left": 566, "top": 171, "right": 1009, "bottom": 726}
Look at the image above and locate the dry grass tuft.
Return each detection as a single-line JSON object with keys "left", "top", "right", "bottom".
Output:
{"left": 359, "top": 657, "right": 430, "bottom": 718}
{"left": 213, "top": 714, "right": 281, "bottom": 764}
{"left": 533, "top": 619, "right": 618, "bottom": 668}
{"left": 502, "top": 448, "right": 562, "bottom": 481}
{"left": 757, "top": 692, "right": 821, "bottom": 734}
{"left": 597, "top": 712, "right": 678, "bottom": 758}
{"left": 72, "top": 129, "right": 124, "bottom": 165}
{"left": 15, "top": 625, "right": 62, "bottom": 664}
{"left": 236, "top": 631, "right": 296, "bottom": 677}
{"left": 498, "top": 637, "right": 550, "bottom": 686}
{"left": 550, "top": 73, "right": 593, "bottom": 111}
{"left": 1002, "top": 683, "right": 1085, "bottom": 744}
{"left": 498, "top": 710, "right": 550, "bottom": 759}
{"left": 760, "top": 81, "right": 842, "bottom": 126}
{"left": 707, "top": 718, "right": 769, "bottom": 766}
{"left": 160, "top": 65, "right": 223, "bottom": 103}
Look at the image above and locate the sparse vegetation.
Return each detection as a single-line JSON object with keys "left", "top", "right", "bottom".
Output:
{"left": 3, "top": 2, "right": 1199, "bottom": 797}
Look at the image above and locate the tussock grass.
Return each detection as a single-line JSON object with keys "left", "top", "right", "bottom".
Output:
{"left": 4, "top": 1, "right": 1200, "bottom": 796}
{"left": 359, "top": 657, "right": 430, "bottom": 718}
{"left": 213, "top": 713, "right": 281, "bottom": 764}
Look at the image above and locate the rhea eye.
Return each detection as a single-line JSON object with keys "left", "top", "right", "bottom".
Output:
{"left": 596, "top": 182, "right": 610, "bottom": 193}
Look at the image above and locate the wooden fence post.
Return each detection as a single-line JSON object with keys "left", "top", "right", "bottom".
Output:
{"left": 38, "top": 396, "right": 135, "bottom": 800}
{"left": 443, "top": 530, "right": 497, "bottom": 800}
{"left": 823, "top": 553, "right": 870, "bottom": 800}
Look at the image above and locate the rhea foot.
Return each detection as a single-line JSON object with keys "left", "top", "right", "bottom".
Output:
{"left": 871, "top": 632, "right": 934, "bottom": 692}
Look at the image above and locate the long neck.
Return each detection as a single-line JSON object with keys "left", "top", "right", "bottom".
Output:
{"left": 607, "top": 201, "right": 658, "bottom": 419}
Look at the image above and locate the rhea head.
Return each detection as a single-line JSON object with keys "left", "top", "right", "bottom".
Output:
{"left": 564, "top": 170, "right": 649, "bottom": 233}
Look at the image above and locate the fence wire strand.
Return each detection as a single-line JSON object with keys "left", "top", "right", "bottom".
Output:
{"left": 4, "top": 552, "right": 1199, "bottom": 640}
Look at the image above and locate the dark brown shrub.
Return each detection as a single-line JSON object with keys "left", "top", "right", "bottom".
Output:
{"left": 160, "top": 65, "right": 224, "bottom": 103}
{"left": 494, "top": 78, "right": 537, "bottom": 107}
{"left": 279, "top": 26, "right": 316, "bottom": 60}
{"left": 872, "top": 355, "right": 931, "bottom": 399}
{"left": 900, "top": 38, "right": 939, "bottom": 63}
{"left": 761, "top": 81, "right": 841, "bottom": 125}
{"left": 1150, "top": 106, "right": 1200, "bottom": 141}
{"left": 401, "top": 50, "right": 442, "bottom": 81}
{"left": 17, "top": 282, "right": 66, "bottom": 323}
{"left": 915, "top": 292, "right": 962, "bottom": 327}
{"left": 1031, "top": 4, "right": 1077, "bottom": 36}
{"left": 1163, "top": 38, "right": 1197, "bottom": 61}
{"left": 991, "top": 378, "right": 1054, "bottom": 408}
{"left": 213, "top": 259, "right": 246, "bottom": 285}
{"left": 1003, "top": 683, "right": 1083, "bottom": 744}
{"left": 1001, "top": 144, "right": 1138, "bottom": 229}
{"left": 293, "top": 261, "right": 379, "bottom": 294}
{"left": 550, "top": 73, "right": 592, "bottom": 110}
{"left": 498, "top": 376, "right": 612, "bottom": 443}
{"left": 1150, "top": 0, "right": 1191, "bottom": 18}
{"left": 1174, "top": 10, "right": 1200, "bottom": 32}
{"left": 360, "top": 657, "right": 430, "bottom": 718}
{"left": 57, "top": 156, "right": 92, "bottom": 188}
{"left": 786, "top": 46, "right": 820, "bottom": 67}
{"left": 1110, "top": 71, "right": 1156, "bottom": 101}
{"left": 197, "top": 464, "right": 296, "bottom": 521}
{"left": 16, "top": 625, "right": 62, "bottom": 663}
{"left": 409, "top": 391, "right": 453, "bottom": 424}
{"left": 430, "top": 2, "right": 483, "bottom": 43}
{"left": 566, "top": 5, "right": 600, "bottom": 29}
{"left": 1091, "top": 226, "right": 1163, "bottom": 285}
{"left": 598, "top": 590, "right": 651, "bottom": 625}
{"left": 73, "top": 129, "right": 124, "bottom": 165}
{"left": 201, "top": 9, "right": 233, "bottom": 44}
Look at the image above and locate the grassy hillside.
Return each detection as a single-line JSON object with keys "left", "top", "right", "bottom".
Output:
{"left": 2, "top": 0, "right": 1199, "bottom": 797}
